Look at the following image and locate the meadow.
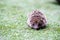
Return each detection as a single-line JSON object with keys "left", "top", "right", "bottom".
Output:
{"left": 0, "top": 0, "right": 60, "bottom": 40}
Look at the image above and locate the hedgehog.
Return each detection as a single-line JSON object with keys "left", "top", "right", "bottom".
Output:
{"left": 27, "top": 10, "right": 47, "bottom": 30}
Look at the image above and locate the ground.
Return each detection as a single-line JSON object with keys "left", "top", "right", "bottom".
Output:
{"left": 0, "top": 0, "right": 60, "bottom": 40}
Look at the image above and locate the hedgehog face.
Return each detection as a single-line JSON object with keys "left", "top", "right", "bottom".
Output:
{"left": 31, "top": 21, "right": 43, "bottom": 30}
{"left": 30, "top": 16, "right": 44, "bottom": 30}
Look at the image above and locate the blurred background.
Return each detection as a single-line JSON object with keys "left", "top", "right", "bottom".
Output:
{"left": 0, "top": 0, "right": 60, "bottom": 40}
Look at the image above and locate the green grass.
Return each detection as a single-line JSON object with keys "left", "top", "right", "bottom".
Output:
{"left": 0, "top": 0, "right": 60, "bottom": 40}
